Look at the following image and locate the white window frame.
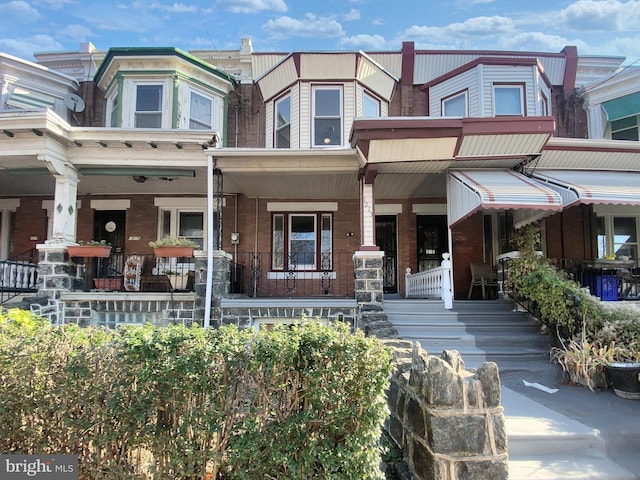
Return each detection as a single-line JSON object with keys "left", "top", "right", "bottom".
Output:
{"left": 154, "top": 198, "right": 212, "bottom": 250}
{"left": 188, "top": 88, "right": 215, "bottom": 130}
{"left": 134, "top": 82, "right": 164, "bottom": 128}
{"left": 275, "top": 93, "right": 291, "bottom": 148}
{"left": 493, "top": 84, "right": 524, "bottom": 116}
{"left": 442, "top": 91, "right": 468, "bottom": 117}
{"left": 363, "top": 91, "right": 381, "bottom": 118}
{"left": 312, "top": 85, "right": 343, "bottom": 147}
{"left": 271, "top": 212, "right": 333, "bottom": 271}
{"left": 596, "top": 212, "right": 639, "bottom": 263}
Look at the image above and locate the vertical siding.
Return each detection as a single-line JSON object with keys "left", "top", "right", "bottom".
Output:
{"left": 368, "top": 53, "right": 402, "bottom": 80}
{"left": 265, "top": 101, "right": 274, "bottom": 148}
{"left": 291, "top": 84, "right": 300, "bottom": 149}
{"left": 355, "top": 83, "right": 364, "bottom": 118}
{"left": 343, "top": 83, "right": 355, "bottom": 146}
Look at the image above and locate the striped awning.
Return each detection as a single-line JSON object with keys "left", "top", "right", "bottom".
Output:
{"left": 530, "top": 170, "right": 640, "bottom": 206}
{"left": 448, "top": 169, "right": 563, "bottom": 226}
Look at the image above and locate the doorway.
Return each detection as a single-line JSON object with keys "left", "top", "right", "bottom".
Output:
{"left": 93, "top": 210, "right": 126, "bottom": 279}
{"left": 375, "top": 215, "right": 397, "bottom": 293}
{"left": 417, "top": 215, "right": 448, "bottom": 271}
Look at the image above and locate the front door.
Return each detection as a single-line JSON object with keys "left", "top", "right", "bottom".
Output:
{"left": 375, "top": 215, "right": 397, "bottom": 293}
{"left": 417, "top": 215, "right": 448, "bottom": 271}
{"left": 93, "top": 210, "right": 126, "bottom": 278}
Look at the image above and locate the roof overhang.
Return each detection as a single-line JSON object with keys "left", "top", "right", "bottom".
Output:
{"left": 537, "top": 137, "right": 640, "bottom": 170}
{"left": 351, "top": 116, "right": 555, "bottom": 173}
{"left": 448, "top": 169, "right": 563, "bottom": 227}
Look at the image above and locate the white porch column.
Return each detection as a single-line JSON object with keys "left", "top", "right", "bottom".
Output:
{"left": 39, "top": 154, "right": 79, "bottom": 244}
{"left": 585, "top": 103, "right": 607, "bottom": 140}
{"left": 359, "top": 165, "right": 378, "bottom": 249}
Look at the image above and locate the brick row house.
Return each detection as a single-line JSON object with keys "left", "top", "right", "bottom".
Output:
{"left": 1, "top": 39, "right": 640, "bottom": 327}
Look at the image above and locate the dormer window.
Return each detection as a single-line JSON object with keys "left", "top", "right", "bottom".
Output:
{"left": 275, "top": 94, "right": 291, "bottom": 148}
{"left": 363, "top": 92, "right": 380, "bottom": 118}
{"left": 494, "top": 84, "right": 524, "bottom": 116}
{"left": 189, "top": 90, "right": 213, "bottom": 130}
{"left": 313, "top": 86, "right": 342, "bottom": 147}
{"left": 442, "top": 91, "right": 467, "bottom": 117}
{"left": 135, "top": 84, "right": 163, "bottom": 128}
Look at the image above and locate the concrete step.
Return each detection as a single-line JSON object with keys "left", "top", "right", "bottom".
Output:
{"left": 504, "top": 388, "right": 636, "bottom": 480}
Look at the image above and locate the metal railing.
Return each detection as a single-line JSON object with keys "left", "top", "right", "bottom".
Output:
{"left": 231, "top": 251, "right": 354, "bottom": 298}
{"left": 404, "top": 253, "right": 453, "bottom": 309}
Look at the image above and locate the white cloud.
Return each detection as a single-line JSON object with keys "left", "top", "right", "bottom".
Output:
{"left": 263, "top": 14, "right": 345, "bottom": 39}
{"left": 0, "top": 34, "right": 62, "bottom": 58}
{"left": 217, "top": 0, "right": 287, "bottom": 14}
{"left": 402, "top": 15, "right": 515, "bottom": 45}
{"left": 343, "top": 8, "right": 360, "bottom": 21}
{"left": 58, "top": 23, "right": 94, "bottom": 40}
{"left": 338, "top": 34, "right": 386, "bottom": 50}
{"left": 559, "top": 0, "right": 640, "bottom": 31}
{"left": 4, "top": 0, "right": 40, "bottom": 17}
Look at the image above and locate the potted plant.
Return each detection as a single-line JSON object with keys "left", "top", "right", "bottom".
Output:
{"left": 68, "top": 240, "right": 112, "bottom": 258}
{"left": 606, "top": 345, "right": 640, "bottom": 400}
{"left": 149, "top": 236, "right": 198, "bottom": 258}
{"left": 551, "top": 335, "right": 614, "bottom": 390}
{"left": 164, "top": 270, "right": 191, "bottom": 290}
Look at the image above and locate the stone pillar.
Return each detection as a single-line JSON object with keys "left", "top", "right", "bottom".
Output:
{"left": 35, "top": 243, "right": 77, "bottom": 299}
{"left": 353, "top": 250, "right": 398, "bottom": 338}
{"left": 194, "top": 250, "right": 231, "bottom": 328}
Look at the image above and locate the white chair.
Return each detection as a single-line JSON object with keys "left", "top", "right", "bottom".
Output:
{"left": 30, "top": 299, "right": 64, "bottom": 325}
{"left": 467, "top": 262, "right": 499, "bottom": 300}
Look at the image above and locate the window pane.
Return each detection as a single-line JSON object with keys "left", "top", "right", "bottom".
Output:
{"left": 136, "top": 85, "right": 162, "bottom": 111}
{"left": 495, "top": 87, "right": 522, "bottom": 115}
{"left": 443, "top": 93, "right": 466, "bottom": 116}
{"left": 597, "top": 216, "right": 606, "bottom": 258}
{"left": 276, "top": 95, "right": 291, "bottom": 148}
{"left": 290, "top": 215, "right": 315, "bottom": 269}
{"left": 364, "top": 93, "right": 380, "bottom": 118}
{"left": 109, "top": 96, "right": 118, "bottom": 127}
{"left": 135, "top": 113, "right": 162, "bottom": 128}
{"left": 315, "top": 118, "right": 341, "bottom": 146}
{"left": 179, "top": 212, "right": 204, "bottom": 249}
{"left": 320, "top": 214, "right": 332, "bottom": 270}
{"left": 190, "top": 92, "right": 213, "bottom": 130}
{"left": 315, "top": 89, "right": 340, "bottom": 116}
{"left": 613, "top": 217, "right": 637, "bottom": 260}
{"left": 273, "top": 215, "right": 285, "bottom": 270}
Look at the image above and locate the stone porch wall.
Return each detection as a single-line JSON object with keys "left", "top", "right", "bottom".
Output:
{"left": 60, "top": 292, "right": 195, "bottom": 328}
{"left": 383, "top": 340, "right": 508, "bottom": 480}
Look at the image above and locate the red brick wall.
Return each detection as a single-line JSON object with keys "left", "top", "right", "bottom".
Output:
{"left": 544, "top": 205, "right": 596, "bottom": 264}
{"left": 11, "top": 197, "right": 48, "bottom": 257}
{"left": 450, "top": 213, "right": 485, "bottom": 299}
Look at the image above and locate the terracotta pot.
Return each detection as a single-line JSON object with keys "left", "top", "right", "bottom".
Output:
{"left": 68, "top": 245, "right": 112, "bottom": 257}
{"left": 93, "top": 278, "right": 122, "bottom": 291}
{"left": 153, "top": 246, "right": 195, "bottom": 258}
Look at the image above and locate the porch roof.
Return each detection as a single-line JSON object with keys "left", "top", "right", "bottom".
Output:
{"left": 530, "top": 169, "right": 640, "bottom": 207}
{"left": 448, "top": 169, "right": 563, "bottom": 226}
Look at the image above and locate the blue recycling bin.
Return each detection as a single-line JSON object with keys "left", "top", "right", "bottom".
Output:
{"left": 592, "top": 274, "right": 618, "bottom": 301}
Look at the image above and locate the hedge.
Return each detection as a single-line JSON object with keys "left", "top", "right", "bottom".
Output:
{"left": 0, "top": 309, "right": 392, "bottom": 479}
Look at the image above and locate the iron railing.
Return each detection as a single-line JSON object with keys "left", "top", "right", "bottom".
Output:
{"left": 230, "top": 251, "right": 354, "bottom": 298}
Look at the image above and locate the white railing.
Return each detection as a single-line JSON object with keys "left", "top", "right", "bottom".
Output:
{"left": 0, "top": 260, "right": 38, "bottom": 290}
{"left": 405, "top": 253, "right": 453, "bottom": 309}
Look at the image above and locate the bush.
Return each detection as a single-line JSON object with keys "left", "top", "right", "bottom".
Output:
{"left": 0, "top": 315, "right": 392, "bottom": 479}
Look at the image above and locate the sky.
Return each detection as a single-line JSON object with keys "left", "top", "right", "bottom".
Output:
{"left": 1, "top": 0, "right": 640, "bottom": 64}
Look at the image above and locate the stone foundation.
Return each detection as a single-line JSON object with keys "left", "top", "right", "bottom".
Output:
{"left": 383, "top": 340, "right": 508, "bottom": 480}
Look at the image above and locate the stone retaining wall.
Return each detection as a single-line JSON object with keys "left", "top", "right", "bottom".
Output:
{"left": 383, "top": 340, "right": 508, "bottom": 480}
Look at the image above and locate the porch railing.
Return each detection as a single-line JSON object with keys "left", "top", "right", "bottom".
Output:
{"left": 404, "top": 253, "right": 453, "bottom": 309}
{"left": 0, "top": 258, "right": 38, "bottom": 304}
{"left": 231, "top": 251, "right": 354, "bottom": 298}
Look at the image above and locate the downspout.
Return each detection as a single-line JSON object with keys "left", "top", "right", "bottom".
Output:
{"left": 205, "top": 155, "right": 214, "bottom": 329}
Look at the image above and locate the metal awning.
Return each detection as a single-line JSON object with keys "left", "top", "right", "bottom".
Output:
{"left": 602, "top": 92, "right": 640, "bottom": 121}
{"left": 448, "top": 169, "right": 563, "bottom": 226}
{"left": 530, "top": 170, "right": 640, "bottom": 207}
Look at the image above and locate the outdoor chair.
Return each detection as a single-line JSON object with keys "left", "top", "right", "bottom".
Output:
{"left": 467, "top": 262, "right": 499, "bottom": 300}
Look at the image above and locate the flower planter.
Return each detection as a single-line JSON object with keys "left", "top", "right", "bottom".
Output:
{"left": 606, "top": 363, "right": 640, "bottom": 400}
{"left": 153, "top": 247, "right": 195, "bottom": 258}
{"left": 68, "top": 245, "right": 112, "bottom": 257}
{"left": 167, "top": 274, "right": 190, "bottom": 290}
{"left": 93, "top": 278, "right": 122, "bottom": 291}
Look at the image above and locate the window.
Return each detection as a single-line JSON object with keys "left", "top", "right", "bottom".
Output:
{"left": 275, "top": 94, "right": 291, "bottom": 148}
{"left": 611, "top": 116, "right": 639, "bottom": 141}
{"left": 108, "top": 93, "right": 119, "bottom": 127}
{"left": 597, "top": 215, "right": 639, "bottom": 262}
{"left": 272, "top": 213, "right": 333, "bottom": 270}
{"left": 189, "top": 91, "right": 213, "bottom": 130}
{"left": 313, "top": 86, "right": 342, "bottom": 147}
{"left": 494, "top": 85, "right": 524, "bottom": 116}
{"left": 363, "top": 92, "right": 380, "bottom": 118}
{"left": 540, "top": 91, "right": 549, "bottom": 116}
{"left": 135, "top": 84, "right": 163, "bottom": 128}
{"left": 158, "top": 207, "right": 208, "bottom": 250}
{"left": 442, "top": 91, "right": 467, "bottom": 117}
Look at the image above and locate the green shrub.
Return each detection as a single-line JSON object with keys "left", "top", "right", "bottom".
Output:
{"left": 0, "top": 316, "right": 392, "bottom": 479}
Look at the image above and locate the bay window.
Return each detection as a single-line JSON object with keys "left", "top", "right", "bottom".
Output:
{"left": 275, "top": 94, "right": 291, "bottom": 148}
{"left": 189, "top": 90, "right": 214, "bottom": 130}
{"left": 135, "top": 84, "right": 163, "bottom": 128}
{"left": 494, "top": 84, "right": 524, "bottom": 116}
{"left": 442, "top": 91, "right": 467, "bottom": 117}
